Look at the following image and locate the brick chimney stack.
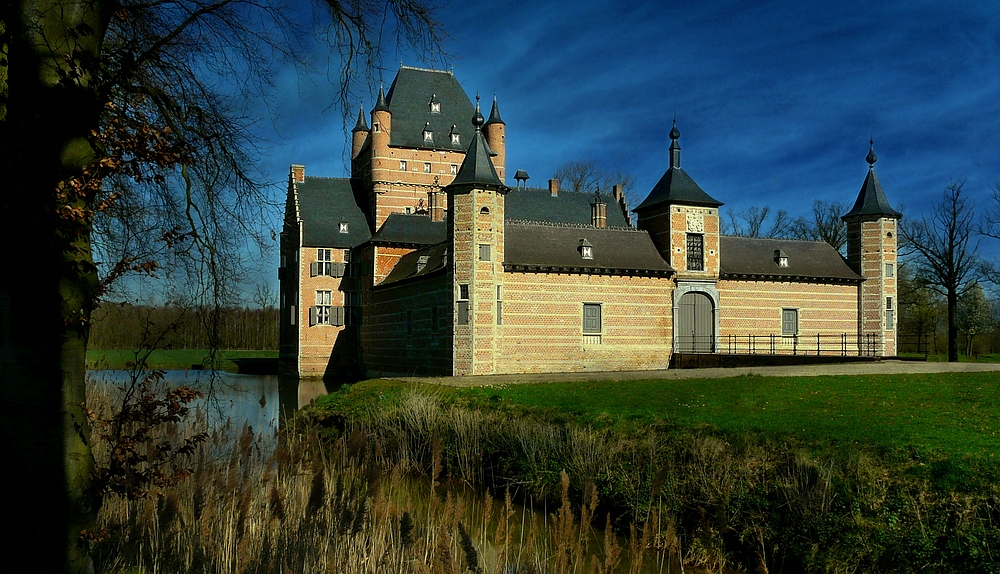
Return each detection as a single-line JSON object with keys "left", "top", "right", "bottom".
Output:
{"left": 428, "top": 191, "right": 444, "bottom": 222}
{"left": 548, "top": 178, "right": 559, "bottom": 197}
{"left": 291, "top": 164, "right": 305, "bottom": 184}
{"left": 591, "top": 195, "right": 607, "bottom": 228}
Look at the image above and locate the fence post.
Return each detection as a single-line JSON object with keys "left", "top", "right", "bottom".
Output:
{"left": 817, "top": 333, "right": 821, "bottom": 356}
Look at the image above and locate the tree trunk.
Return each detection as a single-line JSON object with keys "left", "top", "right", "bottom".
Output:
{"left": 947, "top": 288, "right": 959, "bottom": 362}
{"left": 1, "top": 2, "right": 106, "bottom": 571}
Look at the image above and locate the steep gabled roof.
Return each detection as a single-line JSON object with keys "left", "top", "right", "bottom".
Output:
{"left": 719, "top": 236, "right": 861, "bottom": 282}
{"left": 370, "top": 213, "right": 446, "bottom": 246}
{"left": 505, "top": 222, "right": 673, "bottom": 275}
{"left": 842, "top": 144, "right": 902, "bottom": 220}
{"left": 297, "top": 177, "right": 371, "bottom": 248}
{"left": 385, "top": 66, "right": 475, "bottom": 151}
{"left": 506, "top": 188, "right": 630, "bottom": 227}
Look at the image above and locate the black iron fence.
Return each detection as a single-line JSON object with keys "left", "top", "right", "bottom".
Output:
{"left": 676, "top": 333, "right": 884, "bottom": 357}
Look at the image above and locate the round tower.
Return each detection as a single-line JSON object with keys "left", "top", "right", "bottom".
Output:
{"left": 350, "top": 105, "right": 368, "bottom": 160}
{"left": 483, "top": 94, "right": 506, "bottom": 183}
{"left": 369, "top": 86, "right": 392, "bottom": 184}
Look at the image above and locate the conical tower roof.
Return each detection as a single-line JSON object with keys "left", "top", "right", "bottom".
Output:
{"left": 373, "top": 86, "right": 390, "bottom": 112}
{"left": 448, "top": 98, "right": 503, "bottom": 188}
{"left": 842, "top": 141, "right": 902, "bottom": 220}
{"left": 485, "top": 95, "right": 505, "bottom": 125}
{"left": 351, "top": 105, "right": 368, "bottom": 132}
{"left": 635, "top": 122, "right": 723, "bottom": 211}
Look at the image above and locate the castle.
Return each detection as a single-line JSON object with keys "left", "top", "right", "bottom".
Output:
{"left": 279, "top": 66, "right": 900, "bottom": 378}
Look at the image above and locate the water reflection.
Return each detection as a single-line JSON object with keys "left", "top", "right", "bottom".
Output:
{"left": 86, "top": 370, "right": 344, "bottom": 435}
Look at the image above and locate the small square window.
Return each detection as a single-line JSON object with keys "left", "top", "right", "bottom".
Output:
{"left": 885, "top": 263, "right": 894, "bottom": 277}
{"left": 399, "top": 160, "right": 407, "bottom": 171}
{"left": 479, "top": 244, "right": 491, "bottom": 262}
{"left": 339, "top": 222, "right": 349, "bottom": 233}
{"left": 423, "top": 130, "right": 434, "bottom": 143}
{"left": 451, "top": 133, "right": 460, "bottom": 145}
{"left": 430, "top": 101, "right": 441, "bottom": 113}
{"left": 581, "top": 245, "right": 593, "bottom": 259}
{"left": 459, "top": 284, "right": 469, "bottom": 300}
{"left": 424, "top": 162, "right": 431, "bottom": 173}
{"left": 450, "top": 164, "right": 458, "bottom": 175}
{"left": 373, "top": 123, "right": 380, "bottom": 133}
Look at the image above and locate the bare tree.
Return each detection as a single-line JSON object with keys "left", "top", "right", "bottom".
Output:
{"left": 553, "top": 160, "right": 637, "bottom": 197}
{"left": 901, "top": 180, "right": 982, "bottom": 362}
{"left": 722, "top": 205, "right": 793, "bottom": 238}
{"left": 1, "top": 1, "right": 442, "bottom": 571}
{"left": 791, "top": 200, "right": 849, "bottom": 253}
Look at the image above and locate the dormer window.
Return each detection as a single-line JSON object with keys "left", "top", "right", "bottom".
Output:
{"left": 774, "top": 249, "right": 788, "bottom": 268}
{"left": 429, "top": 94, "right": 440, "bottom": 113}
{"left": 339, "top": 222, "right": 349, "bottom": 234}
{"left": 422, "top": 122, "right": 433, "bottom": 143}
{"left": 416, "top": 255, "right": 429, "bottom": 273}
{"left": 579, "top": 238, "right": 593, "bottom": 260}
{"left": 449, "top": 124, "right": 460, "bottom": 145}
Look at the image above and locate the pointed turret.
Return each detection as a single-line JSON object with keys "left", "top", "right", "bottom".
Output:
{"left": 843, "top": 140, "right": 901, "bottom": 357}
{"left": 351, "top": 105, "right": 368, "bottom": 160}
{"left": 373, "top": 85, "right": 390, "bottom": 112}
{"left": 483, "top": 94, "right": 506, "bottom": 183}
{"left": 842, "top": 140, "right": 902, "bottom": 221}
{"left": 450, "top": 96, "right": 503, "bottom": 188}
{"left": 635, "top": 121, "right": 722, "bottom": 212}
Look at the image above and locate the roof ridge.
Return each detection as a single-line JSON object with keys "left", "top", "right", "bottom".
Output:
{"left": 721, "top": 235, "right": 829, "bottom": 244}
{"left": 399, "top": 64, "right": 453, "bottom": 75}
{"left": 304, "top": 175, "right": 349, "bottom": 181}
{"left": 506, "top": 219, "right": 643, "bottom": 233}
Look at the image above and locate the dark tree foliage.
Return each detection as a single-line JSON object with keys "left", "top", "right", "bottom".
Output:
{"left": 0, "top": 1, "right": 443, "bottom": 572}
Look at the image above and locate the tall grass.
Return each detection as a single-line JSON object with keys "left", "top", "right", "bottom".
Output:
{"left": 312, "top": 386, "right": 1000, "bottom": 573}
{"left": 88, "top": 383, "right": 679, "bottom": 574}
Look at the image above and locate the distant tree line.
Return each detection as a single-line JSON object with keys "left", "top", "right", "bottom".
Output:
{"left": 90, "top": 303, "right": 278, "bottom": 350}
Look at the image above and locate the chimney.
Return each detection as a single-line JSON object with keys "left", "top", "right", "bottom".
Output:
{"left": 548, "top": 178, "right": 559, "bottom": 197}
{"left": 428, "top": 191, "right": 444, "bottom": 222}
{"left": 591, "top": 195, "right": 607, "bottom": 228}
{"left": 290, "top": 164, "right": 305, "bottom": 184}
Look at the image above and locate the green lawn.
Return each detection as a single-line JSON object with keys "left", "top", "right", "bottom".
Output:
{"left": 328, "top": 372, "right": 1000, "bottom": 459}
{"left": 87, "top": 349, "right": 277, "bottom": 372}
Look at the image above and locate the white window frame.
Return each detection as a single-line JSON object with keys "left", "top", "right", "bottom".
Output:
{"left": 424, "top": 162, "right": 432, "bottom": 173}
{"left": 399, "top": 160, "right": 407, "bottom": 171}
{"left": 450, "top": 164, "right": 458, "bottom": 175}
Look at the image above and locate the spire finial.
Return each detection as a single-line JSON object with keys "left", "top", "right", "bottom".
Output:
{"left": 472, "top": 94, "right": 485, "bottom": 131}
{"left": 669, "top": 118, "right": 680, "bottom": 141}
{"left": 866, "top": 138, "right": 878, "bottom": 167}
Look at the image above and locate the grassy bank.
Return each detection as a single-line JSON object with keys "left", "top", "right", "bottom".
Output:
{"left": 309, "top": 372, "right": 1000, "bottom": 572}
{"left": 87, "top": 349, "right": 277, "bottom": 372}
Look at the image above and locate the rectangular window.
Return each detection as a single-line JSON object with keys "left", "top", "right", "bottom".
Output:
{"left": 781, "top": 308, "right": 798, "bottom": 336}
{"left": 686, "top": 234, "right": 704, "bottom": 271}
{"left": 399, "top": 160, "right": 407, "bottom": 171}
{"left": 344, "top": 249, "right": 351, "bottom": 263}
{"left": 311, "top": 290, "right": 332, "bottom": 326}
{"left": 479, "top": 244, "right": 491, "bottom": 262}
{"left": 424, "top": 162, "right": 432, "bottom": 173}
{"left": 345, "top": 291, "right": 361, "bottom": 326}
{"left": 458, "top": 284, "right": 470, "bottom": 325}
{"left": 583, "top": 303, "right": 602, "bottom": 334}
{"left": 310, "top": 249, "right": 333, "bottom": 277}
{"left": 885, "top": 263, "right": 894, "bottom": 277}
{"left": 290, "top": 305, "right": 296, "bottom": 325}
{"left": 450, "top": 164, "right": 458, "bottom": 175}
{"left": 497, "top": 285, "right": 503, "bottom": 325}
{"left": 886, "top": 297, "right": 894, "bottom": 330}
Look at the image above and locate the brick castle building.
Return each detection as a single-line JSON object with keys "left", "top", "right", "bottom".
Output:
{"left": 279, "top": 66, "right": 900, "bottom": 378}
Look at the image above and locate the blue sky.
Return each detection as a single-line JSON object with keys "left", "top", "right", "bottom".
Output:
{"left": 250, "top": 0, "right": 999, "bottom": 291}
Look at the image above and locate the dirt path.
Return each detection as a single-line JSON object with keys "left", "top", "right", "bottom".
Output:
{"left": 395, "top": 360, "right": 1000, "bottom": 387}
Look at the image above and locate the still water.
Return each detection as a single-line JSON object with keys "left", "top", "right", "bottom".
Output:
{"left": 86, "top": 370, "right": 335, "bottom": 434}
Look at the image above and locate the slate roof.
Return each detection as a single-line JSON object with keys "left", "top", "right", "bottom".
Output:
{"left": 842, "top": 167, "right": 902, "bottom": 220}
{"left": 378, "top": 243, "right": 449, "bottom": 287}
{"left": 385, "top": 66, "right": 476, "bottom": 151}
{"left": 719, "top": 236, "right": 861, "bottom": 282}
{"left": 506, "top": 188, "right": 630, "bottom": 227}
{"left": 448, "top": 114, "right": 504, "bottom": 188}
{"left": 505, "top": 222, "right": 673, "bottom": 275}
{"left": 297, "top": 177, "right": 371, "bottom": 248}
{"left": 370, "top": 213, "right": 446, "bottom": 246}
{"left": 634, "top": 167, "right": 723, "bottom": 211}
